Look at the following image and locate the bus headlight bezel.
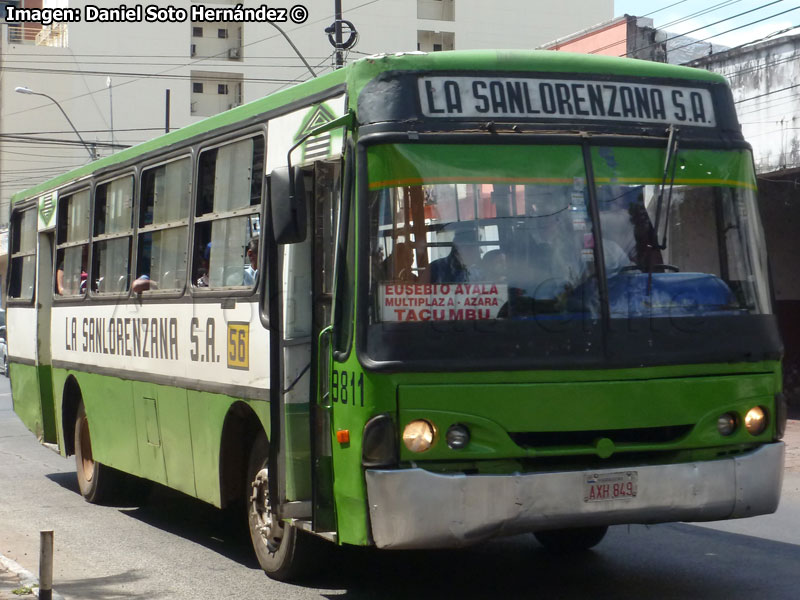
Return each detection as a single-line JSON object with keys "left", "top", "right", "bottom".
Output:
{"left": 362, "top": 413, "right": 397, "bottom": 467}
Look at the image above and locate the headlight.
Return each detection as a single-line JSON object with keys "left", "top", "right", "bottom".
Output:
{"left": 744, "top": 406, "right": 767, "bottom": 436}
{"left": 403, "top": 419, "right": 436, "bottom": 453}
{"left": 717, "top": 413, "right": 737, "bottom": 436}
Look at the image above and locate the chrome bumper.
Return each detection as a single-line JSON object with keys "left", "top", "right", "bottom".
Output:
{"left": 365, "top": 442, "right": 784, "bottom": 549}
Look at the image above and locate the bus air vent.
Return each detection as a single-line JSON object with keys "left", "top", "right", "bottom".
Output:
{"left": 509, "top": 424, "right": 693, "bottom": 449}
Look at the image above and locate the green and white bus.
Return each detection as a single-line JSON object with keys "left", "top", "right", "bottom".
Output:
{"left": 7, "top": 50, "right": 786, "bottom": 580}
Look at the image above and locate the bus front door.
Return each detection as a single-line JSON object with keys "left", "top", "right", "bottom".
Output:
{"left": 274, "top": 161, "right": 340, "bottom": 533}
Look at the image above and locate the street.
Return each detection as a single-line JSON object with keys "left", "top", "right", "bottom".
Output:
{"left": 2, "top": 375, "right": 800, "bottom": 599}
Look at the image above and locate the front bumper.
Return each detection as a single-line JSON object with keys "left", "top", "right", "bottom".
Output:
{"left": 365, "top": 442, "right": 784, "bottom": 549}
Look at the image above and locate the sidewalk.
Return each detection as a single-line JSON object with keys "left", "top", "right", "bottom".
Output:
{"left": 0, "top": 555, "right": 38, "bottom": 599}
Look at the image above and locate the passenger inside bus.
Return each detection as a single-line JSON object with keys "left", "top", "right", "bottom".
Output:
{"left": 55, "top": 245, "right": 88, "bottom": 295}
{"left": 242, "top": 236, "right": 259, "bottom": 285}
{"left": 380, "top": 242, "right": 416, "bottom": 282}
{"left": 481, "top": 249, "right": 507, "bottom": 282}
{"left": 132, "top": 274, "right": 152, "bottom": 293}
{"left": 426, "top": 229, "right": 482, "bottom": 283}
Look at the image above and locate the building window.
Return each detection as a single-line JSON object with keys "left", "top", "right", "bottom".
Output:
{"left": 193, "top": 82, "right": 204, "bottom": 93}
{"left": 417, "top": 30, "right": 455, "bottom": 52}
{"left": 218, "top": 84, "right": 229, "bottom": 95}
{"left": 192, "top": 26, "right": 203, "bottom": 37}
{"left": 218, "top": 28, "right": 228, "bottom": 38}
{"left": 417, "top": 0, "right": 455, "bottom": 21}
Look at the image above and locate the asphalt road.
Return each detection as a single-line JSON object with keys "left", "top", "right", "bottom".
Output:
{"left": 2, "top": 375, "right": 800, "bottom": 599}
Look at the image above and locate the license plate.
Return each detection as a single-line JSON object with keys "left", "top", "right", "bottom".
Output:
{"left": 584, "top": 471, "right": 638, "bottom": 502}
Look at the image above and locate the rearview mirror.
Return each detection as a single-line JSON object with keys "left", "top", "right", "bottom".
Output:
{"left": 269, "top": 166, "right": 306, "bottom": 245}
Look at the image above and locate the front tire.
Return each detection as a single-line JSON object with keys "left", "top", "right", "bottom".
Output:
{"left": 247, "top": 431, "right": 320, "bottom": 581}
{"left": 534, "top": 526, "right": 608, "bottom": 552}
{"left": 74, "top": 402, "right": 119, "bottom": 503}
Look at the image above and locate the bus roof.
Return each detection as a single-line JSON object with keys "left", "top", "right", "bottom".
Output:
{"left": 11, "top": 49, "right": 726, "bottom": 205}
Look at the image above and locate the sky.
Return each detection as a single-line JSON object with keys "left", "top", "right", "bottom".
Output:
{"left": 613, "top": 0, "right": 800, "bottom": 49}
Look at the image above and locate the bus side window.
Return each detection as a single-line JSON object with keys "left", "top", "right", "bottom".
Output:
{"left": 136, "top": 157, "right": 191, "bottom": 293}
{"left": 55, "top": 189, "right": 90, "bottom": 296}
{"left": 92, "top": 175, "right": 134, "bottom": 295}
{"left": 8, "top": 208, "right": 37, "bottom": 301}
{"left": 193, "top": 135, "right": 264, "bottom": 290}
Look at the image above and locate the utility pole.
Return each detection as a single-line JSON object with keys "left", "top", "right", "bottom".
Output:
{"left": 326, "top": 0, "right": 358, "bottom": 69}
{"left": 334, "top": 0, "right": 343, "bottom": 69}
{"left": 106, "top": 77, "right": 115, "bottom": 151}
{"left": 165, "top": 89, "right": 171, "bottom": 133}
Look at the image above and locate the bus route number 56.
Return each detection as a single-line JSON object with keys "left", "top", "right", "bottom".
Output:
{"left": 227, "top": 322, "right": 249, "bottom": 370}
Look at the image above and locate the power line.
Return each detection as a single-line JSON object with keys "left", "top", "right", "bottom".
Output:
{"left": 2, "top": 58, "right": 341, "bottom": 68}
{"left": 582, "top": 0, "right": 746, "bottom": 55}
{"left": 659, "top": 0, "right": 744, "bottom": 30}
{"left": 622, "top": 0, "right": 786, "bottom": 57}
{"left": 0, "top": 134, "right": 128, "bottom": 148}
{"left": 668, "top": 4, "right": 800, "bottom": 54}
{"left": 0, "top": 0, "right": 384, "bottom": 119}
{"left": 734, "top": 82, "right": 800, "bottom": 104}
{"left": 2, "top": 128, "right": 165, "bottom": 136}
{"left": 1, "top": 65, "right": 303, "bottom": 83}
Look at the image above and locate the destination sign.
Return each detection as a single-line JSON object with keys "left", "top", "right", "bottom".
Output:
{"left": 419, "top": 76, "right": 716, "bottom": 127}
{"left": 380, "top": 283, "right": 508, "bottom": 322}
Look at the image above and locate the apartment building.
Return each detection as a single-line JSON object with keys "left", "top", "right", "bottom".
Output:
{"left": 0, "top": 0, "right": 613, "bottom": 282}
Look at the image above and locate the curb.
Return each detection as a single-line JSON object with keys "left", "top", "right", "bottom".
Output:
{"left": 0, "top": 555, "right": 64, "bottom": 600}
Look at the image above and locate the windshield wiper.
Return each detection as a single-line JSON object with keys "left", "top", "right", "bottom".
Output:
{"left": 652, "top": 125, "right": 680, "bottom": 251}
{"left": 645, "top": 126, "right": 680, "bottom": 294}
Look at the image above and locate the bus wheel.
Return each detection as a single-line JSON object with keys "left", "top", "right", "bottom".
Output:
{"left": 247, "top": 432, "right": 318, "bottom": 581}
{"left": 74, "top": 402, "right": 117, "bottom": 503}
{"left": 534, "top": 526, "right": 608, "bottom": 552}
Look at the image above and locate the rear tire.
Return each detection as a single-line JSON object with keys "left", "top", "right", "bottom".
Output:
{"left": 534, "top": 526, "right": 608, "bottom": 552}
{"left": 247, "top": 431, "right": 321, "bottom": 581}
{"left": 74, "top": 402, "right": 119, "bottom": 503}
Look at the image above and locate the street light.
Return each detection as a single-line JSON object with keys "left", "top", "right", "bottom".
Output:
{"left": 15, "top": 86, "right": 96, "bottom": 160}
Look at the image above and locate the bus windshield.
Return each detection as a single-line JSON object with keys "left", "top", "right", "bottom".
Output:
{"left": 367, "top": 143, "right": 770, "bottom": 329}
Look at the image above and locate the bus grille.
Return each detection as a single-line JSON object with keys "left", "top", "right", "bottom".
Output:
{"left": 509, "top": 425, "right": 693, "bottom": 449}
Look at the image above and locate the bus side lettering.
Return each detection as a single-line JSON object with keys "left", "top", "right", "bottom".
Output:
{"left": 190, "top": 318, "right": 199, "bottom": 361}
{"left": 331, "top": 369, "right": 364, "bottom": 407}
{"left": 69, "top": 316, "right": 180, "bottom": 360}
{"left": 206, "top": 318, "right": 217, "bottom": 363}
{"left": 65, "top": 317, "right": 77, "bottom": 351}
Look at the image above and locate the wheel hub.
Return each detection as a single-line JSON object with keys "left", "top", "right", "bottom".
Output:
{"left": 79, "top": 417, "right": 95, "bottom": 482}
{"left": 250, "top": 468, "right": 281, "bottom": 549}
